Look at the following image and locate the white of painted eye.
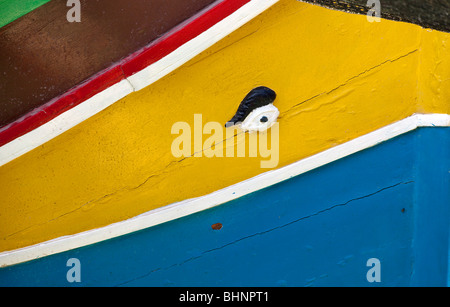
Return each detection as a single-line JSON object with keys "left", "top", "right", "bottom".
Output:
{"left": 239, "top": 104, "right": 279, "bottom": 132}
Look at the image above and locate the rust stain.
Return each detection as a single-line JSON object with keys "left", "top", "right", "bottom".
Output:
{"left": 211, "top": 223, "right": 223, "bottom": 230}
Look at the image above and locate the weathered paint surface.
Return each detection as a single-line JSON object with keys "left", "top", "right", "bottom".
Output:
{"left": 0, "top": 0, "right": 216, "bottom": 127}
{"left": 0, "top": 0, "right": 450, "bottom": 252}
{"left": 411, "top": 128, "right": 450, "bottom": 286}
{"left": 0, "top": 128, "right": 448, "bottom": 286}
{"left": 0, "top": 0, "right": 50, "bottom": 28}
{"left": 0, "top": 0, "right": 259, "bottom": 152}
{"left": 300, "top": 0, "right": 450, "bottom": 33}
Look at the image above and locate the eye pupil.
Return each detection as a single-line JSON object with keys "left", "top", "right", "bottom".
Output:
{"left": 260, "top": 116, "right": 269, "bottom": 123}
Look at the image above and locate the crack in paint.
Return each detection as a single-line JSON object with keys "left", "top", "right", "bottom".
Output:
{"left": 280, "top": 48, "right": 419, "bottom": 117}
{"left": 115, "top": 180, "right": 413, "bottom": 286}
{"left": 2, "top": 130, "right": 244, "bottom": 240}
{"left": 1, "top": 48, "right": 420, "bottom": 241}
{"left": 2, "top": 49, "right": 419, "bottom": 242}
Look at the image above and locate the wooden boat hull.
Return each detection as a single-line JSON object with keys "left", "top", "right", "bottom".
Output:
{"left": 0, "top": 0, "right": 449, "bottom": 286}
{"left": 1, "top": 126, "right": 449, "bottom": 286}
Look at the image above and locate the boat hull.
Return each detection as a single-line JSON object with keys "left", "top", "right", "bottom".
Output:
{"left": 1, "top": 0, "right": 450, "bottom": 287}
{"left": 1, "top": 127, "right": 448, "bottom": 286}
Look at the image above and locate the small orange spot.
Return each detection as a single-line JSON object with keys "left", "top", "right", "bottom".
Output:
{"left": 211, "top": 223, "right": 223, "bottom": 230}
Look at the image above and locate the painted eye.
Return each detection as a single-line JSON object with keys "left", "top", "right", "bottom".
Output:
{"left": 225, "top": 86, "right": 278, "bottom": 132}
{"left": 240, "top": 104, "right": 279, "bottom": 132}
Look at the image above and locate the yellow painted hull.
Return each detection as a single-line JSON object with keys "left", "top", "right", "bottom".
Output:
{"left": 1, "top": 0, "right": 450, "bottom": 252}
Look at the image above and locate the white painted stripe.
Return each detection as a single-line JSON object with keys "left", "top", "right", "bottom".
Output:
{"left": 0, "top": 113, "right": 448, "bottom": 267}
{"left": 0, "top": 0, "right": 279, "bottom": 167}
{"left": 416, "top": 113, "right": 450, "bottom": 127}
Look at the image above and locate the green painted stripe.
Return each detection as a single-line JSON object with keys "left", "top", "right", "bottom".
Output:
{"left": 0, "top": 0, "right": 51, "bottom": 28}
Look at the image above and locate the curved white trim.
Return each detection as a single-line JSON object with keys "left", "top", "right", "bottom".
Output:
{"left": 0, "top": 0, "right": 279, "bottom": 168}
{"left": 0, "top": 113, "right": 448, "bottom": 267}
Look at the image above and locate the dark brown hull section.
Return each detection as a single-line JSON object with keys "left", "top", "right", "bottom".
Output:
{"left": 301, "top": 0, "right": 450, "bottom": 33}
{"left": 0, "top": 0, "right": 216, "bottom": 128}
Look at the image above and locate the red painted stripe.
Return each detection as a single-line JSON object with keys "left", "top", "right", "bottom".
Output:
{"left": 0, "top": 0, "right": 250, "bottom": 148}
{"left": 0, "top": 67, "right": 124, "bottom": 147}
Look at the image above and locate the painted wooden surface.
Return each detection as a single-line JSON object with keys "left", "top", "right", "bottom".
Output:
{"left": 2, "top": 0, "right": 449, "bottom": 132}
{"left": 1, "top": 0, "right": 450, "bottom": 253}
{"left": 0, "top": 114, "right": 447, "bottom": 267}
{"left": 0, "top": 127, "right": 448, "bottom": 286}
{"left": 0, "top": 0, "right": 259, "bottom": 152}
{"left": 410, "top": 128, "right": 450, "bottom": 286}
{"left": 300, "top": 0, "right": 450, "bottom": 33}
{"left": 0, "top": 0, "right": 216, "bottom": 127}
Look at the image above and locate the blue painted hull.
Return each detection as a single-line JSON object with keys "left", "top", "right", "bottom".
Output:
{"left": 1, "top": 127, "right": 449, "bottom": 286}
